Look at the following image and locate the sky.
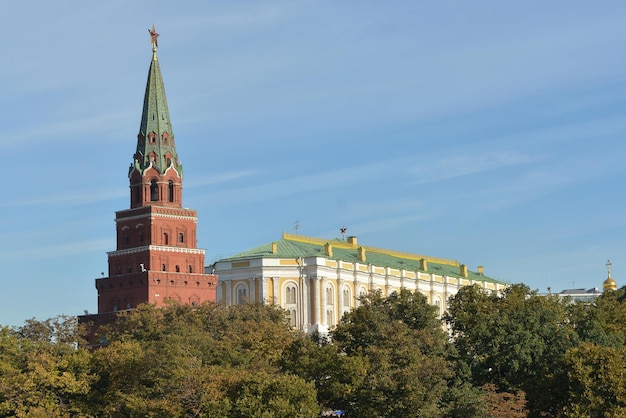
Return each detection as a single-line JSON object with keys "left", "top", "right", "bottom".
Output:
{"left": 1, "top": 1, "right": 626, "bottom": 326}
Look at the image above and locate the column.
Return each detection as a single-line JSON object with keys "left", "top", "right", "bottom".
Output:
{"left": 249, "top": 277, "right": 256, "bottom": 303}
{"left": 311, "top": 277, "right": 320, "bottom": 329}
{"left": 273, "top": 277, "right": 280, "bottom": 305}
{"left": 261, "top": 277, "right": 269, "bottom": 304}
{"left": 225, "top": 281, "right": 232, "bottom": 307}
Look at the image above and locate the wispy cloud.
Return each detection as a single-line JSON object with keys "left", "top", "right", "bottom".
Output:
{"left": 0, "top": 189, "right": 126, "bottom": 209}
{"left": 185, "top": 170, "right": 262, "bottom": 188}
{"left": 3, "top": 112, "right": 132, "bottom": 148}
{"left": 0, "top": 238, "right": 111, "bottom": 262}
{"left": 408, "top": 151, "right": 541, "bottom": 185}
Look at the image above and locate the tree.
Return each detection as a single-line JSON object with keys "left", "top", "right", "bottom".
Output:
{"left": 87, "top": 302, "right": 319, "bottom": 417}
{"left": 0, "top": 320, "right": 93, "bottom": 417}
{"left": 445, "top": 284, "right": 576, "bottom": 417}
{"left": 330, "top": 289, "right": 453, "bottom": 417}
{"left": 562, "top": 343, "right": 626, "bottom": 417}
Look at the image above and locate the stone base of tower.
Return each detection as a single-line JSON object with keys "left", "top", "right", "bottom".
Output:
{"left": 96, "top": 271, "right": 217, "bottom": 312}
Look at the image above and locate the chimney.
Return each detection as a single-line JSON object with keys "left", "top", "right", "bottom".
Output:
{"left": 347, "top": 236, "right": 358, "bottom": 248}
{"left": 325, "top": 243, "right": 333, "bottom": 257}
{"left": 357, "top": 246, "right": 366, "bottom": 262}
{"left": 271, "top": 242, "right": 278, "bottom": 254}
{"left": 477, "top": 265, "right": 484, "bottom": 275}
{"left": 460, "top": 264, "right": 468, "bottom": 277}
{"left": 420, "top": 258, "right": 428, "bottom": 272}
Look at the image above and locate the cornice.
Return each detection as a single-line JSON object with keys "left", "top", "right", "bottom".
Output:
{"left": 115, "top": 212, "right": 198, "bottom": 223}
{"left": 108, "top": 245, "right": 205, "bottom": 257}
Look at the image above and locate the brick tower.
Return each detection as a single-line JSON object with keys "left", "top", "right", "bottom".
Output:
{"left": 90, "top": 27, "right": 217, "bottom": 321}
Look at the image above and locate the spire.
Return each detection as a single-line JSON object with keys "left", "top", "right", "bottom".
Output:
{"left": 131, "top": 25, "right": 182, "bottom": 178}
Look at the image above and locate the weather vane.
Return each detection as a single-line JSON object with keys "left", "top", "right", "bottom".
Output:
{"left": 606, "top": 259, "right": 612, "bottom": 276}
{"left": 340, "top": 227, "right": 347, "bottom": 241}
{"left": 148, "top": 24, "right": 159, "bottom": 49}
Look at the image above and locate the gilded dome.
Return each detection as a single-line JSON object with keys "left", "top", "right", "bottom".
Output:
{"left": 603, "top": 260, "right": 617, "bottom": 291}
{"left": 603, "top": 276, "right": 617, "bottom": 291}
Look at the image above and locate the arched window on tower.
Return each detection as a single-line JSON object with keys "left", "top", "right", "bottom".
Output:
{"left": 164, "top": 232, "right": 169, "bottom": 245}
{"left": 133, "top": 185, "right": 141, "bottom": 203}
{"left": 150, "top": 179, "right": 158, "bottom": 201}
{"left": 168, "top": 181, "right": 174, "bottom": 202}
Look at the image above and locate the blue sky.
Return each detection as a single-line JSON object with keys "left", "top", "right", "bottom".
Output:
{"left": 1, "top": 1, "right": 625, "bottom": 326}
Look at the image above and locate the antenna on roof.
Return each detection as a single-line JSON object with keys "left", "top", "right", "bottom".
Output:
{"left": 294, "top": 221, "right": 300, "bottom": 234}
{"left": 340, "top": 227, "right": 347, "bottom": 241}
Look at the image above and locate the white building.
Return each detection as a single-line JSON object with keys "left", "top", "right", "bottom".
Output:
{"left": 211, "top": 232, "right": 508, "bottom": 333}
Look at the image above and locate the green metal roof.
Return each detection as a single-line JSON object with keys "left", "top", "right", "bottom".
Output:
{"left": 220, "top": 232, "right": 505, "bottom": 284}
{"left": 131, "top": 45, "right": 183, "bottom": 177}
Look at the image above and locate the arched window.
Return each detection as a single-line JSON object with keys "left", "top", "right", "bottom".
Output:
{"left": 188, "top": 265, "right": 193, "bottom": 273}
{"left": 164, "top": 232, "right": 169, "bottom": 245}
{"left": 342, "top": 286, "right": 351, "bottom": 316}
{"left": 179, "top": 232, "right": 184, "bottom": 243}
{"left": 162, "top": 264, "right": 166, "bottom": 271}
{"left": 235, "top": 284, "right": 248, "bottom": 305}
{"left": 168, "top": 181, "right": 174, "bottom": 202}
{"left": 150, "top": 179, "right": 158, "bottom": 201}
{"left": 325, "top": 285, "right": 335, "bottom": 327}
{"left": 133, "top": 185, "right": 141, "bottom": 203}
{"left": 434, "top": 296, "right": 443, "bottom": 316}
{"left": 326, "top": 286, "right": 333, "bottom": 305}
{"left": 139, "top": 231, "right": 144, "bottom": 243}
{"left": 175, "top": 265, "right": 180, "bottom": 272}
{"left": 358, "top": 286, "right": 368, "bottom": 307}
{"left": 286, "top": 285, "right": 297, "bottom": 304}
{"left": 284, "top": 283, "right": 298, "bottom": 328}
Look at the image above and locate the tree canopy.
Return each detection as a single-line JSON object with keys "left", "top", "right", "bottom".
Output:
{"left": 1, "top": 286, "right": 626, "bottom": 417}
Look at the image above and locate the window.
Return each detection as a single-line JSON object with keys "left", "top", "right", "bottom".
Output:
{"left": 326, "top": 309, "right": 334, "bottom": 327}
{"left": 139, "top": 231, "right": 144, "bottom": 242}
{"left": 284, "top": 283, "right": 298, "bottom": 328}
{"left": 164, "top": 232, "right": 169, "bottom": 245}
{"left": 124, "top": 234, "right": 129, "bottom": 244}
{"left": 236, "top": 285, "right": 248, "bottom": 305}
{"left": 179, "top": 232, "right": 184, "bottom": 243}
{"left": 188, "top": 265, "right": 193, "bottom": 273}
{"left": 343, "top": 287, "right": 351, "bottom": 308}
{"left": 325, "top": 285, "right": 335, "bottom": 327}
{"left": 168, "top": 181, "right": 174, "bottom": 202}
{"left": 162, "top": 264, "right": 166, "bottom": 271}
{"left": 287, "top": 309, "right": 297, "bottom": 328}
{"left": 150, "top": 179, "right": 158, "bottom": 201}
{"left": 175, "top": 265, "right": 180, "bottom": 272}
{"left": 286, "top": 285, "right": 297, "bottom": 304}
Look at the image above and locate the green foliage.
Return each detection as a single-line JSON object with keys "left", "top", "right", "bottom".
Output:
{"left": 0, "top": 319, "right": 93, "bottom": 417}
{"left": 445, "top": 284, "right": 576, "bottom": 416}
{"left": 5, "top": 285, "right": 626, "bottom": 417}
{"left": 331, "top": 289, "right": 453, "bottom": 417}
{"left": 563, "top": 343, "right": 626, "bottom": 417}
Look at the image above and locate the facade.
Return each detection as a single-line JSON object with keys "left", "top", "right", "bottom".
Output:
{"left": 212, "top": 232, "right": 507, "bottom": 333}
{"left": 80, "top": 28, "right": 217, "bottom": 336}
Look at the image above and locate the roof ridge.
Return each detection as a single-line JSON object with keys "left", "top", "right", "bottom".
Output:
{"left": 282, "top": 232, "right": 459, "bottom": 267}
